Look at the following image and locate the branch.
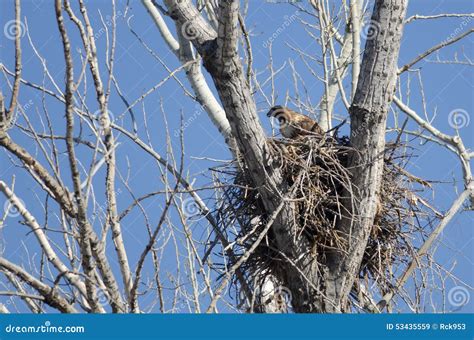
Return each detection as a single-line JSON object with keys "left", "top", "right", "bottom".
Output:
{"left": 2, "top": 0, "right": 22, "bottom": 130}
{"left": 65, "top": 0, "right": 133, "bottom": 303}
{"left": 206, "top": 198, "right": 287, "bottom": 313}
{"left": 0, "top": 291, "right": 45, "bottom": 302}
{"left": 375, "top": 189, "right": 472, "bottom": 311}
{"left": 55, "top": 0, "right": 101, "bottom": 313}
{"left": 350, "top": 0, "right": 361, "bottom": 100}
{"left": 142, "top": 0, "right": 233, "bottom": 146}
{"left": 309, "top": 0, "right": 353, "bottom": 130}
{"left": 398, "top": 28, "right": 474, "bottom": 74}
{"left": 393, "top": 96, "right": 473, "bottom": 205}
{"left": 3, "top": 271, "right": 42, "bottom": 313}
{"left": 0, "top": 180, "right": 92, "bottom": 307}
{"left": 405, "top": 13, "right": 474, "bottom": 24}
{"left": 110, "top": 121, "right": 253, "bottom": 303}
{"left": 0, "top": 258, "right": 77, "bottom": 313}
{"left": 0, "top": 135, "right": 75, "bottom": 214}
{"left": 130, "top": 185, "right": 178, "bottom": 312}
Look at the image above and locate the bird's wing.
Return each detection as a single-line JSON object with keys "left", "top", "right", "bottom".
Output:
{"left": 292, "top": 113, "right": 323, "bottom": 134}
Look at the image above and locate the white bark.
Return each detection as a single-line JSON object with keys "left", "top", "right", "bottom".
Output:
{"left": 350, "top": 0, "right": 361, "bottom": 99}
{"left": 0, "top": 180, "right": 97, "bottom": 311}
{"left": 142, "top": 0, "right": 232, "bottom": 145}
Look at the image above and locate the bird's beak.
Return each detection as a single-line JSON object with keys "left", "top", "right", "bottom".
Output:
{"left": 266, "top": 110, "right": 272, "bottom": 117}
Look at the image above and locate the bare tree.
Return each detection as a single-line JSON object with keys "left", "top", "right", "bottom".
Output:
{"left": 0, "top": 0, "right": 472, "bottom": 313}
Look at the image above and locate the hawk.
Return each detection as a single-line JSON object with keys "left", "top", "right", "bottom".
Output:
{"left": 266, "top": 105, "right": 323, "bottom": 138}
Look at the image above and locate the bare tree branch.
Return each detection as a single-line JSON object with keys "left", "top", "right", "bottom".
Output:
{"left": 398, "top": 28, "right": 474, "bottom": 74}
{"left": 376, "top": 188, "right": 473, "bottom": 311}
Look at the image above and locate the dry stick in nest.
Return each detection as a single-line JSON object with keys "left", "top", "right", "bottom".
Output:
{"left": 206, "top": 171, "right": 304, "bottom": 313}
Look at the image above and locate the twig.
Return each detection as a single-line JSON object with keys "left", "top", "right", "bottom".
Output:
{"left": 398, "top": 28, "right": 474, "bottom": 74}
{"left": 375, "top": 189, "right": 472, "bottom": 311}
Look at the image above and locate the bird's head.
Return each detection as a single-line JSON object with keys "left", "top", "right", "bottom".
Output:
{"left": 266, "top": 105, "right": 284, "bottom": 117}
{"left": 266, "top": 105, "right": 292, "bottom": 129}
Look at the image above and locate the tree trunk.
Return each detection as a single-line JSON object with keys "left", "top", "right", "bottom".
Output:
{"left": 323, "top": 0, "right": 408, "bottom": 312}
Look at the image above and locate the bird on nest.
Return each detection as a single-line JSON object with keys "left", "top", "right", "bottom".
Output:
{"left": 266, "top": 105, "right": 324, "bottom": 139}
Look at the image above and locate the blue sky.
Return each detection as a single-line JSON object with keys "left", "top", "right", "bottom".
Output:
{"left": 0, "top": 0, "right": 473, "bottom": 313}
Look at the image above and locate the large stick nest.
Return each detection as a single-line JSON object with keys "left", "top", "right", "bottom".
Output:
{"left": 210, "top": 132, "right": 437, "bottom": 311}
